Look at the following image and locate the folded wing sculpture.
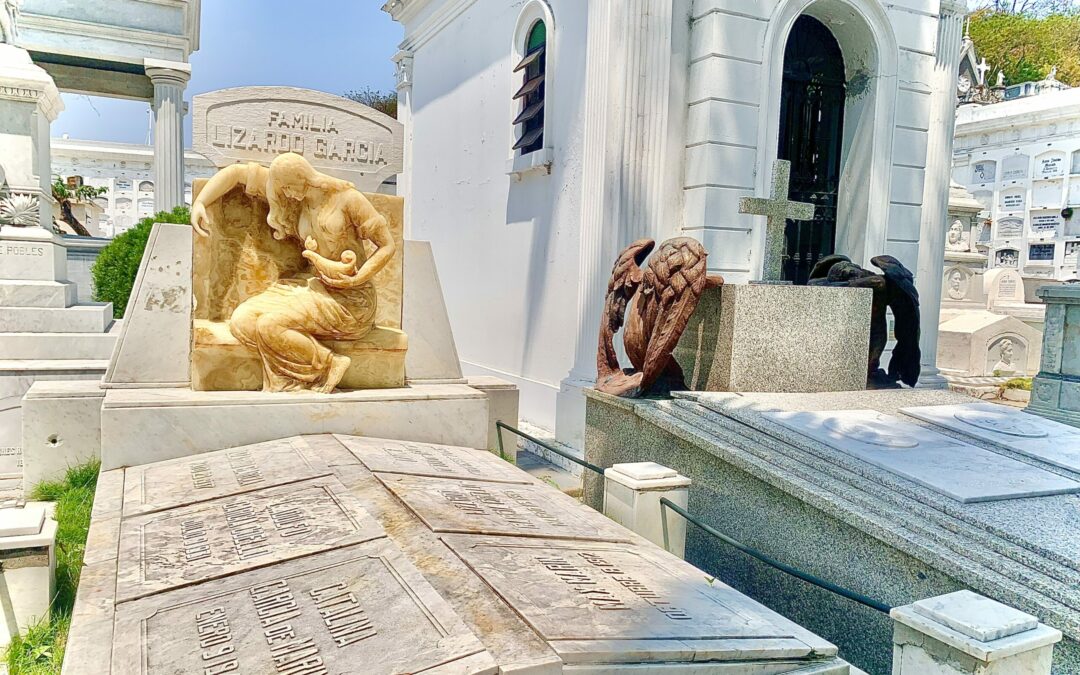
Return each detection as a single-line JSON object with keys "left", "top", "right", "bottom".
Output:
{"left": 596, "top": 237, "right": 722, "bottom": 398}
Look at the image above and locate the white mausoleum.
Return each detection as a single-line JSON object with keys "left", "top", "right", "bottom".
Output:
{"left": 952, "top": 81, "right": 1080, "bottom": 281}
{"left": 384, "top": 0, "right": 966, "bottom": 447}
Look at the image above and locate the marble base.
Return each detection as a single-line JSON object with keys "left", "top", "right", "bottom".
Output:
{"left": 0, "top": 303, "right": 113, "bottom": 333}
{"left": 0, "top": 228, "right": 67, "bottom": 282}
{"left": 467, "top": 376, "right": 520, "bottom": 460}
{"left": 0, "top": 280, "right": 77, "bottom": 308}
{"left": 99, "top": 383, "right": 489, "bottom": 469}
{"left": 674, "top": 283, "right": 872, "bottom": 393}
{"left": 22, "top": 380, "right": 105, "bottom": 489}
{"left": 191, "top": 320, "right": 408, "bottom": 391}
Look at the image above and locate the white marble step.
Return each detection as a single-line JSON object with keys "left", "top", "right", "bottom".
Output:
{"left": 0, "top": 303, "right": 113, "bottom": 333}
{"left": 0, "top": 330, "right": 118, "bottom": 360}
{"left": 0, "top": 280, "right": 77, "bottom": 308}
{"left": 0, "top": 359, "right": 109, "bottom": 375}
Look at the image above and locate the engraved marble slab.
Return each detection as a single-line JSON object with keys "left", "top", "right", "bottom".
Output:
{"left": 378, "top": 474, "right": 630, "bottom": 542}
{"left": 902, "top": 403, "right": 1080, "bottom": 474}
{"left": 444, "top": 535, "right": 836, "bottom": 665}
{"left": 765, "top": 410, "right": 1080, "bottom": 503}
{"left": 123, "top": 436, "right": 333, "bottom": 516}
{"left": 117, "top": 477, "right": 383, "bottom": 601}
{"left": 113, "top": 540, "right": 498, "bottom": 675}
{"left": 337, "top": 434, "right": 528, "bottom": 483}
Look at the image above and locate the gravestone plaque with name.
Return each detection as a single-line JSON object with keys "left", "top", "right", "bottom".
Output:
{"left": 192, "top": 86, "right": 403, "bottom": 192}
{"left": 1031, "top": 212, "right": 1064, "bottom": 235}
{"left": 117, "top": 477, "right": 383, "bottom": 601}
{"left": 765, "top": 410, "right": 1080, "bottom": 503}
{"left": 1001, "top": 154, "right": 1030, "bottom": 181}
{"left": 443, "top": 535, "right": 837, "bottom": 665}
{"left": 123, "top": 437, "right": 333, "bottom": 516}
{"left": 1036, "top": 152, "right": 1066, "bottom": 179}
{"left": 972, "top": 160, "right": 996, "bottom": 183}
{"left": 112, "top": 540, "right": 498, "bottom": 675}
{"left": 1000, "top": 189, "right": 1026, "bottom": 212}
{"left": 902, "top": 403, "right": 1080, "bottom": 474}
{"left": 338, "top": 435, "right": 528, "bottom": 484}
{"left": 379, "top": 474, "right": 630, "bottom": 542}
{"left": 996, "top": 218, "right": 1024, "bottom": 239}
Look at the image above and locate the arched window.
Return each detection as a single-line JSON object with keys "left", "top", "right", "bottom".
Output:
{"left": 512, "top": 20, "right": 546, "bottom": 155}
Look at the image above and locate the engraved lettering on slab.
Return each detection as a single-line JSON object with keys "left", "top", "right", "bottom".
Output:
{"left": 379, "top": 474, "right": 630, "bottom": 542}
{"left": 112, "top": 541, "right": 497, "bottom": 674}
{"left": 124, "top": 437, "right": 332, "bottom": 516}
{"left": 338, "top": 435, "right": 528, "bottom": 484}
{"left": 902, "top": 403, "right": 1080, "bottom": 474}
{"left": 444, "top": 535, "right": 830, "bottom": 664}
{"left": 1, "top": 244, "right": 44, "bottom": 256}
{"left": 116, "top": 477, "right": 383, "bottom": 601}
{"left": 766, "top": 410, "right": 1080, "bottom": 503}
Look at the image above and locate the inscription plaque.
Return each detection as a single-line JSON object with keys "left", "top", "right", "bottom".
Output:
{"left": 444, "top": 535, "right": 835, "bottom": 665}
{"left": 766, "top": 410, "right": 1080, "bottom": 503}
{"left": 379, "top": 474, "right": 630, "bottom": 542}
{"left": 338, "top": 435, "right": 529, "bottom": 484}
{"left": 117, "top": 477, "right": 383, "bottom": 601}
{"left": 113, "top": 541, "right": 498, "bottom": 675}
{"left": 124, "top": 437, "right": 333, "bottom": 516}
{"left": 902, "top": 403, "right": 1080, "bottom": 474}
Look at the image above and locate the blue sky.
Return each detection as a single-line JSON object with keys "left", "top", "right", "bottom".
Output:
{"left": 52, "top": 0, "right": 403, "bottom": 146}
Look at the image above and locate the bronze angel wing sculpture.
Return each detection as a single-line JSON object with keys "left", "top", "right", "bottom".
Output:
{"left": 808, "top": 254, "right": 921, "bottom": 389}
{"left": 596, "top": 237, "right": 723, "bottom": 398}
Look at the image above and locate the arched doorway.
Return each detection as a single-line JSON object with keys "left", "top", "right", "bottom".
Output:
{"left": 777, "top": 15, "right": 846, "bottom": 284}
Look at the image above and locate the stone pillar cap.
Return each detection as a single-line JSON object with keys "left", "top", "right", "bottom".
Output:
{"left": 0, "top": 504, "right": 45, "bottom": 538}
{"left": 892, "top": 590, "right": 1062, "bottom": 662}
{"left": 607, "top": 462, "right": 691, "bottom": 490}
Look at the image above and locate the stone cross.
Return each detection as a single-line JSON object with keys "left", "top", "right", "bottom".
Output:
{"left": 739, "top": 160, "right": 815, "bottom": 282}
{"left": 976, "top": 57, "right": 990, "bottom": 85}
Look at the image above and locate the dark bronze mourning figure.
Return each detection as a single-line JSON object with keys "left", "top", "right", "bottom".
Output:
{"left": 596, "top": 237, "right": 722, "bottom": 398}
{"left": 808, "top": 254, "right": 921, "bottom": 389}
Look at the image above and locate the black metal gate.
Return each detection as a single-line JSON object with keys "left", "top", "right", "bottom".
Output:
{"left": 777, "top": 15, "right": 846, "bottom": 285}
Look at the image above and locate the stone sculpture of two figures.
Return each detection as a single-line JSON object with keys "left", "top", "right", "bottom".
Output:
{"left": 191, "top": 153, "right": 394, "bottom": 393}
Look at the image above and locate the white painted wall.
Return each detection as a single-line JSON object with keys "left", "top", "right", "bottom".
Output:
{"left": 953, "top": 88, "right": 1080, "bottom": 281}
{"left": 401, "top": 0, "right": 588, "bottom": 431}
{"left": 392, "top": 0, "right": 951, "bottom": 437}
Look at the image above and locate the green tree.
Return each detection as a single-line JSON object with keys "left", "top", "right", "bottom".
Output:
{"left": 969, "top": 10, "right": 1080, "bottom": 86}
{"left": 52, "top": 177, "right": 108, "bottom": 237}
{"left": 91, "top": 206, "right": 190, "bottom": 318}
{"left": 343, "top": 87, "right": 398, "bottom": 118}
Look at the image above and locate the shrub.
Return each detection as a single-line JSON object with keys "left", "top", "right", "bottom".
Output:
{"left": 91, "top": 206, "right": 190, "bottom": 318}
{"left": 1004, "top": 377, "right": 1033, "bottom": 391}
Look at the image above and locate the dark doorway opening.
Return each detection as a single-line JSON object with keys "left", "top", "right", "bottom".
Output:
{"left": 777, "top": 15, "right": 846, "bottom": 284}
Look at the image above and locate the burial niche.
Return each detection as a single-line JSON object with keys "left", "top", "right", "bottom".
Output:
{"left": 777, "top": 15, "right": 846, "bottom": 284}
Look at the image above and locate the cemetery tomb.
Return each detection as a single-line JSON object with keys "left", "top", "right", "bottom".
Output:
{"left": 69, "top": 434, "right": 850, "bottom": 674}
{"left": 583, "top": 388, "right": 1080, "bottom": 672}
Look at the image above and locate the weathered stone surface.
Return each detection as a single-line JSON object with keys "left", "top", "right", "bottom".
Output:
{"left": 902, "top": 402, "right": 1080, "bottom": 474}
{"left": 378, "top": 474, "right": 630, "bottom": 541}
{"left": 116, "top": 476, "right": 383, "bottom": 601}
{"left": 123, "top": 436, "right": 333, "bottom": 516}
{"left": 765, "top": 409, "right": 1080, "bottom": 503}
{"left": 444, "top": 534, "right": 837, "bottom": 666}
{"left": 112, "top": 540, "right": 498, "bottom": 675}
{"left": 337, "top": 434, "right": 527, "bottom": 483}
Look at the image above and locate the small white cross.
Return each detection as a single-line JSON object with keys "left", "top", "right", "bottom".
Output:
{"left": 976, "top": 58, "right": 990, "bottom": 85}
{"left": 739, "top": 160, "right": 815, "bottom": 281}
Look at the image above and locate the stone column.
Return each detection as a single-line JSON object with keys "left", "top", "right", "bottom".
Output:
{"left": 914, "top": 2, "right": 966, "bottom": 389}
{"left": 558, "top": 0, "right": 685, "bottom": 449}
{"left": 144, "top": 59, "right": 191, "bottom": 213}
{"left": 603, "top": 462, "right": 690, "bottom": 558}
{"left": 1028, "top": 284, "right": 1080, "bottom": 426}
{"left": 891, "top": 590, "right": 1060, "bottom": 674}
{"left": 393, "top": 49, "right": 414, "bottom": 237}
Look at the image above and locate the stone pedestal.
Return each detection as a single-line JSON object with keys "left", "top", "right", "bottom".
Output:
{"left": 467, "top": 376, "right": 520, "bottom": 461}
{"left": 891, "top": 590, "right": 1060, "bottom": 674}
{"left": 603, "top": 462, "right": 690, "bottom": 558}
{"left": 22, "top": 381, "right": 105, "bottom": 488}
{"left": 674, "top": 283, "right": 872, "bottom": 393}
{"left": 0, "top": 503, "right": 56, "bottom": 648}
{"left": 1030, "top": 283, "right": 1080, "bottom": 428}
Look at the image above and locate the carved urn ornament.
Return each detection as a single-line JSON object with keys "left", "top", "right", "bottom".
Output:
{"left": 596, "top": 237, "right": 722, "bottom": 398}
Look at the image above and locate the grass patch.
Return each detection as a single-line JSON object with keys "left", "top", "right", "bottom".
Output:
{"left": 1004, "top": 377, "right": 1033, "bottom": 391}
{"left": 5, "top": 460, "right": 99, "bottom": 674}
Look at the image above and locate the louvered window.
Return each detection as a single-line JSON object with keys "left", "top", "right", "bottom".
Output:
{"left": 513, "top": 21, "right": 546, "bottom": 154}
